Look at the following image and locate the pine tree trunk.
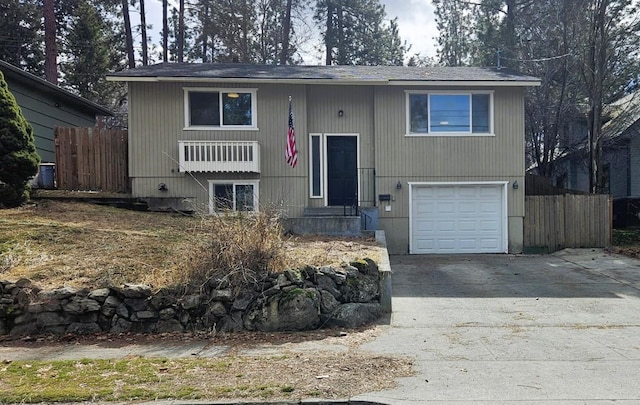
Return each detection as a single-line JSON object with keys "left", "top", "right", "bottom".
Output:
{"left": 325, "top": 1, "right": 333, "bottom": 65}
{"left": 336, "top": 4, "right": 345, "bottom": 64}
{"left": 140, "top": 0, "right": 148, "bottom": 65}
{"left": 202, "top": 1, "right": 209, "bottom": 63}
{"left": 279, "top": 0, "right": 293, "bottom": 65}
{"left": 122, "top": 0, "right": 135, "bottom": 68}
{"left": 163, "top": 0, "right": 168, "bottom": 62}
{"left": 178, "top": 0, "right": 184, "bottom": 63}
{"left": 43, "top": 0, "right": 57, "bottom": 84}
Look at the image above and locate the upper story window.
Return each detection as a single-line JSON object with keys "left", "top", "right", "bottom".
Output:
{"left": 184, "top": 88, "right": 257, "bottom": 130}
{"left": 406, "top": 91, "right": 493, "bottom": 136}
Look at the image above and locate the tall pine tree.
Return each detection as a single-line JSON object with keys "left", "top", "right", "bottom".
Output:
{"left": 315, "top": 0, "right": 406, "bottom": 65}
{"left": 0, "top": 0, "right": 44, "bottom": 74}
{"left": 61, "top": 0, "right": 126, "bottom": 108}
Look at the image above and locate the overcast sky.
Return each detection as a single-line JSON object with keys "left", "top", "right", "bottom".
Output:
{"left": 134, "top": 0, "right": 439, "bottom": 64}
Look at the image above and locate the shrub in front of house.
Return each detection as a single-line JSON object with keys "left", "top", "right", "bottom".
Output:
{"left": 0, "top": 71, "right": 40, "bottom": 208}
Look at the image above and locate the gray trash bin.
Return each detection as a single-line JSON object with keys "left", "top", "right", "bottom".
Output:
{"left": 38, "top": 163, "right": 56, "bottom": 189}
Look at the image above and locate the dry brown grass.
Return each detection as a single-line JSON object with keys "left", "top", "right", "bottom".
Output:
{"left": 0, "top": 202, "right": 407, "bottom": 401}
{"left": 0, "top": 200, "right": 384, "bottom": 290}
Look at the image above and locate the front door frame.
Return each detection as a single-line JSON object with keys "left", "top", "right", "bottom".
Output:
{"left": 323, "top": 133, "right": 360, "bottom": 207}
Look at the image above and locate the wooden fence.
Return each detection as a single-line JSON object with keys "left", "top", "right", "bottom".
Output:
{"left": 55, "top": 127, "right": 129, "bottom": 193}
{"left": 524, "top": 194, "right": 612, "bottom": 252}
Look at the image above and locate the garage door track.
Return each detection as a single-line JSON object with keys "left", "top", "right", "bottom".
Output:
{"left": 355, "top": 249, "right": 640, "bottom": 404}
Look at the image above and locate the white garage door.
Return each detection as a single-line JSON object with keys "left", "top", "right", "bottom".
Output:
{"left": 411, "top": 184, "right": 506, "bottom": 254}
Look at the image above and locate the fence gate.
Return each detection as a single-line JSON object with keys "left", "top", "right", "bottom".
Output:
{"left": 54, "top": 127, "right": 129, "bottom": 193}
{"left": 524, "top": 194, "right": 612, "bottom": 252}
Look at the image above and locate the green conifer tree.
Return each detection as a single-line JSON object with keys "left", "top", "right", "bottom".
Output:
{"left": 0, "top": 71, "right": 40, "bottom": 207}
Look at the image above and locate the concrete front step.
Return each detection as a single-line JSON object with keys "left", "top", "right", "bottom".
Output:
{"left": 282, "top": 216, "right": 361, "bottom": 237}
{"left": 303, "top": 206, "right": 358, "bottom": 217}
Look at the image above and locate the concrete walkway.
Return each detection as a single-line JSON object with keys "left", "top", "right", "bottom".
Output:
{"left": 355, "top": 249, "right": 640, "bottom": 404}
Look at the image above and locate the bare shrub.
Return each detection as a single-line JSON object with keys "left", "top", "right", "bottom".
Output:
{"left": 179, "top": 206, "right": 286, "bottom": 295}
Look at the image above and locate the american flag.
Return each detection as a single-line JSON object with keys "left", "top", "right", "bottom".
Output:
{"left": 285, "top": 97, "right": 298, "bottom": 168}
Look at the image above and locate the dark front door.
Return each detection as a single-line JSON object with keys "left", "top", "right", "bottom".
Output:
{"left": 327, "top": 136, "right": 357, "bottom": 206}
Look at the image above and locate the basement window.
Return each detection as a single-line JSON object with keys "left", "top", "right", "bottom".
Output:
{"left": 208, "top": 180, "right": 259, "bottom": 214}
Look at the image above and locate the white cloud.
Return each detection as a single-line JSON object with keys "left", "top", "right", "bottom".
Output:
{"left": 380, "top": 0, "right": 439, "bottom": 58}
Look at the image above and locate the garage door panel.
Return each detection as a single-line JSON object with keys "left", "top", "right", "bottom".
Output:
{"left": 437, "top": 239, "right": 456, "bottom": 250}
{"left": 480, "top": 220, "right": 499, "bottom": 231}
{"left": 436, "top": 220, "right": 455, "bottom": 232}
{"left": 480, "top": 239, "right": 500, "bottom": 249}
{"left": 415, "top": 201, "right": 435, "bottom": 214}
{"left": 411, "top": 184, "right": 505, "bottom": 254}
{"left": 459, "top": 220, "right": 477, "bottom": 231}
{"left": 458, "top": 201, "right": 477, "bottom": 214}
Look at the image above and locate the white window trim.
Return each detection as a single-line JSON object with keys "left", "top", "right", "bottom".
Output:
{"left": 309, "top": 133, "right": 324, "bottom": 199}
{"left": 307, "top": 132, "right": 361, "bottom": 204}
{"left": 404, "top": 90, "right": 494, "bottom": 137}
{"left": 207, "top": 179, "right": 260, "bottom": 214}
{"left": 184, "top": 87, "right": 258, "bottom": 130}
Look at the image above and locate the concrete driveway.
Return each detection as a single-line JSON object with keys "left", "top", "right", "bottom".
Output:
{"left": 355, "top": 249, "right": 640, "bottom": 404}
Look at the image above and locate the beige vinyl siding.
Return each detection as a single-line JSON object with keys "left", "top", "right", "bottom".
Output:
{"left": 306, "top": 85, "right": 375, "bottom": 207}
{"left": 373, "top": 86, "right": 526, "bottom": 254}
{"left": 128, "top": 80, "right": 528, "bottom": 253}
{"left": 374, "top": 86, "right": 525, "bottom": 177}
{"left": 128, "top": 82, "right": 310, "bottom": 215}
{"left": 306, "top": 84, "right": 375, "bottom": 172}
{"left": 373, "top": 86, "right": 525, "bottom": 213}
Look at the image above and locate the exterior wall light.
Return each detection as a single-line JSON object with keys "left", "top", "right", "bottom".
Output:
{"left": 338, "top": 110, "right": 344, "bottom": 117}
{"left": 396, "top": 181, "right": 402, "bottom": 190}
{"left": 513, "top": 180, "right": 519, "bottom": 190}
{"left": 158, "top": 183, "right": 168, "bottom": 191}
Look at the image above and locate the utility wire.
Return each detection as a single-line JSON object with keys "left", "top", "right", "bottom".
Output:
{"left": 501, "top": 53, "right": 572, "bottom": 63}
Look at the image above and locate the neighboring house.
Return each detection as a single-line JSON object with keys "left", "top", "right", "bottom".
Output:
{"left": 0, "top": 60, "right": 113, "bottom": 163}
{"left": 553, "top": 92, "right": 640, "bottom": 198}
{"left": 108, "top": 63, "right": 540, "bottom": 254}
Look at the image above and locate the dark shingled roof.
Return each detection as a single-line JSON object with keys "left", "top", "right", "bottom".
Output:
{"left": 108, "top": 63, "right": 540, "bottom": 84}
{"left": 1, "top": 60, "right": 113, "bottom": 116}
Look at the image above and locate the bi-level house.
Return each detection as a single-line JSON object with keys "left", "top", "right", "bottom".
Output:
{"left": 108, "top": 64, "right": 539, "bottom": 254}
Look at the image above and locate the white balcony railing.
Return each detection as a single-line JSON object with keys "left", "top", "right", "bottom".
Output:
{"left": 178, "top": 141, "right": 260, "bottom": 173}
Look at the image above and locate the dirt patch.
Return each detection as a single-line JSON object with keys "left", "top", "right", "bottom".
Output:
{"left": 609, "top": 246, "right": 640, "bottom": 259}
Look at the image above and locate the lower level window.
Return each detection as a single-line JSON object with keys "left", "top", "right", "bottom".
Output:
{"left": 208, "top": 180, "right": 259, "bottom": 213}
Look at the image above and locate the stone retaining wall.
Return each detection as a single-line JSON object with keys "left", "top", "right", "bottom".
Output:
{"left": 0, "top": 259, "right": 383, "bottom": 336}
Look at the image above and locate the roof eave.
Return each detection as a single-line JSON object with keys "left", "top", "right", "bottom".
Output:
{"left": 107, "top": 75, "right": 540, "bottom": 87}
{"left": 107, "top": 75, "right": 390, "bottom": 85}
{"left": 1, "top": 61, "right": 114, "bottom": 116}
{"left": 389, "top": 80, "right": 541, "bottom": 87}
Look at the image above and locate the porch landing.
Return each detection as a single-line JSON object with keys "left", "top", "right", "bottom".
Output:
{"left": 283, "top": 206, "right": 363, "bottom": 237}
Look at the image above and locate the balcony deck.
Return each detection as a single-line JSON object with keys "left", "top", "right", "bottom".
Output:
{"left": 178, "top": 140, "right": 260, "bottom": 173}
